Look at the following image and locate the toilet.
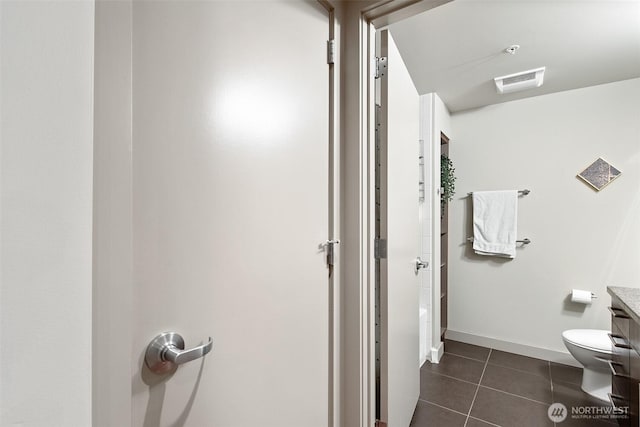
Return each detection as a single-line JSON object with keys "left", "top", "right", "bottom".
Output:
{"left": 562, "top": 329, "right": 612, "bottom": 402}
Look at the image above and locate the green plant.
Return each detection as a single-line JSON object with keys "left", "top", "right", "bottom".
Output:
{"left": 440, "top": 154, "right": 456, "bottom": 204}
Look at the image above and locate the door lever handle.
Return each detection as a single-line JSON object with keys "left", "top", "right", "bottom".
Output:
{"left": 145, "top": 332, "right": 213, "bottom": 374}
{"left": 415, "top": 257, "right": 429, "bottom": 273}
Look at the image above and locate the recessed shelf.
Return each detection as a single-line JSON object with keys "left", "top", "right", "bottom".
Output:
{"left": 440, "top": 132, "right": 450, "bottom": 346}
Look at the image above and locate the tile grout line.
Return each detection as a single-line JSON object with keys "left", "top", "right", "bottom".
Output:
{"left": 478, "top": 384, "right": 552, "bottom": 406}
{"left": 445, "top": 351, "right": 490, "bottom": 364}
{"left": 463, "top": 348, "right": 492, "bottom": 427}
{"left": 416, "top": 397, "right": 470, "bottom": 418}
{"left": 484, "top": 361, "right": 551, "bottom": 380}
{"left": 468, "top": 415, "right": 501, "bottom": 427}
{"left": 422, "top": 369, "right": 483, "bottom": 387}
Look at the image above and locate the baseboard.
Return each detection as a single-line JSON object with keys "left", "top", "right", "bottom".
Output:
{"left": 429, "top": 341, "right": 444, "bottom": 364}
{"left": 445, "top": 330, "right": 580, "bottom": 368}
{"left": 420, "top": 354, "right": 428, "bottom": 367}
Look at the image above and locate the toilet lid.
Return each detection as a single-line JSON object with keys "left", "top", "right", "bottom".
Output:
{"left": 563, "top": 329, "right": 612, "bottom": 352}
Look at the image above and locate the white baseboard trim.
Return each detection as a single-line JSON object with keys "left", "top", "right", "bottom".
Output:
{"left": 445, "top": 330, "right": 580, "bottom": 368}
{"left": 430, "top": 341, "right": 444, "bottom": 364}
{"left": 420, "top": 354, "right": 428, "bottom": 367}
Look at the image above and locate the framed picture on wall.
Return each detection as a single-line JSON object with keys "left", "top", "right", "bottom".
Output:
{"left": 577, "top": 157, "right": 621, "bottom": 191}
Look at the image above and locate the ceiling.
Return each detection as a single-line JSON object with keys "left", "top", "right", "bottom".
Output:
{"left": 388, "top": 0, "right": 640, "bottom": 113}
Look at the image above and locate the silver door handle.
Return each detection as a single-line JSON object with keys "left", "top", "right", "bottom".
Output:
{"left": 145, "top": 332, "right": 213, "bottom": 374}
{"left": 415, "top": 257, "right": 429, "bottom": 272}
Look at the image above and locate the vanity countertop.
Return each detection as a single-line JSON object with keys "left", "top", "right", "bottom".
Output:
{"left": 608, "top": 286, "right": 640, "bottom": 324}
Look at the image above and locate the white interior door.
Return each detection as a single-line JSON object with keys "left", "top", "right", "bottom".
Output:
{"left": 130, "top": 2, "right": 331, "bottom": 426}
{"left": 377, "top": 29, "right": 421, "bottom": 427}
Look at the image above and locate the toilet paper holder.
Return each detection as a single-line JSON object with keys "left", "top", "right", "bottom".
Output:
{"left": 569, "top": 289, "right": 597, "bottom": 304}
{"left": 568, "top": 291, "right": 597, "bottom": 298}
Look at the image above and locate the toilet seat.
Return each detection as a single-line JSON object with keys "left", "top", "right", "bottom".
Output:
{"left": 562, "top": 329, "right": 612, "bottom": 353}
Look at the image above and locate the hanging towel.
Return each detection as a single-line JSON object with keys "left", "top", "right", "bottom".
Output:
{"left": 472, "top": 190, "right": 518, "bottom": 259}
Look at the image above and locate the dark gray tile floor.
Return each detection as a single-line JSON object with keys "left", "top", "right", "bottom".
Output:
{"left": 410, "top": 340, "right": 620, "bottom": 427}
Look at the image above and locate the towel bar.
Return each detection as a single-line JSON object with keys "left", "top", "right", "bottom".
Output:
{"left": 467, "top": 189, "right": 530, "bottom": 196}
{"left": 466, "top": 237, "right": 531, "bottom": 245}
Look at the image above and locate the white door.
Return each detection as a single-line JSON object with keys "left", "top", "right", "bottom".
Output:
{"left": 130, "top": 2, "right": 331, "bottom": 426}
{"left": 377, "top": 29, "right": 421, "bottom": 427}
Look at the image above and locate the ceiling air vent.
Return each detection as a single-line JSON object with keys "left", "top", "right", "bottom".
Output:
{"left": 494, "top": 67, "right": 545, "bottom": 94}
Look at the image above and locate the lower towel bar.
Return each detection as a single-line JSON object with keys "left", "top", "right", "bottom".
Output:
{"left": 467, "top": 237, "right": 531, "bottom": 245}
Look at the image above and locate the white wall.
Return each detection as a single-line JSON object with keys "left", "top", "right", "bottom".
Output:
{"left": 448, "top": 78, "right": 640, "bottom": 359}
{"left": 0, "top": 1, "right": 94, "bottom": 425}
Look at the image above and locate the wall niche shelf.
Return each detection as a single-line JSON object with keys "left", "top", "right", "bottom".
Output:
{"left": 440, "top": 132, "right": 450, "bottom": 342}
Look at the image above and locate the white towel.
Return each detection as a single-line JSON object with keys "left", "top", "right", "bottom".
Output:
{"left": 472, "top": 190, "right": 518, "bottom": 259}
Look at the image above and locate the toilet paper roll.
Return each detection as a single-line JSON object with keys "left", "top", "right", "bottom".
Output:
{"left": 571, "top": 289, "right": 593, "bottom": 304}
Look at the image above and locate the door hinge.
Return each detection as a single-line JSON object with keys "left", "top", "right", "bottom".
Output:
{"left": 374, "top": 238, "right": 387, "bottom": 259}
{"left": 374, "top": 56, "right": 387, "bottom": 79}
{"left": 323, "top": 239, "right": 340, "bottom": 267}
{"left": 375, "top": 420, "right": 388, "bottom": 427}
{"left": 327, "top": 39, "right": 336, "bottom": 65}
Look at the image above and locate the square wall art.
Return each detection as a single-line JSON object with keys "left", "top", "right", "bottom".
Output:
{"left": 577, "top": 157, "right": 621, "bottom": 191}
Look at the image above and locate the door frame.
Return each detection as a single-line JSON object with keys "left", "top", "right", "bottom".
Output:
{"left": 321, "top": 2, "right": 341, "bottom": 426}
{"left": 343, "top": 1, "right": 453, "bottom": 426}
{"left": 92, "top": 2, "right": 340, "bottom": 426}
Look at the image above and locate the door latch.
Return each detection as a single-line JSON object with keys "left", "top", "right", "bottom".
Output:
{"left": 415, "top": 257, "right": 429, "bottom": 273}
